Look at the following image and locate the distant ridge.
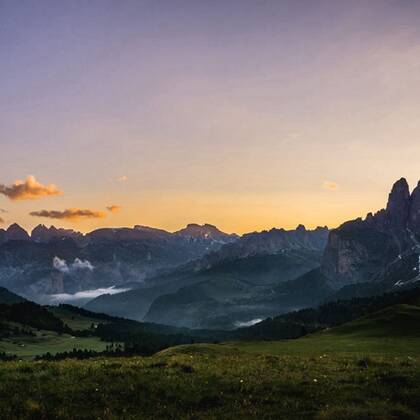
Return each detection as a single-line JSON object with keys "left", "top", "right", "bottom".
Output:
{"left": 0, "top": 223, "right": 238, "bottom": 245}
{"left": 175, "top": 223, "right": 238, "bottom": 243}
{"left": 0, "top": 222, "right": 240, "bottom": 301}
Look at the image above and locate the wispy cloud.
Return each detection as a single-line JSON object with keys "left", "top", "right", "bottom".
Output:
{"left": 322, "top": 181, "right": 339, "bottom": 191}
{"left": 117, "top": 175, "right": 128, "bottom": 182}
{"left": 48, "top": 286, "right": 131, "bottom": 303}
{"left": 0, "top": 217, "right": 4, "bottom": 225}
{"left": 106, "top": 205, "right": 122, "bottom": 213}
{"left": 0, "top": 176, "right": 62, "bottom": 200}
{"left": 234, "top": 318, "right": 263, "bottom": 328}
{"left": 30, "top": 208, "right": 106, "bottom": 220}
{"left": 0, "top": 209, "right": 7, "bottom": 213}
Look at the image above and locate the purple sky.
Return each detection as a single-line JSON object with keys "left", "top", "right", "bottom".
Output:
{"left": 1, "top": 0, "right": 420, "bottom": 233}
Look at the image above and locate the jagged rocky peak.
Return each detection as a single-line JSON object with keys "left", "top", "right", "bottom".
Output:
{"left": 176, "top": 223, "right": 238, "bottom": 241}
{"left": 197, "top": 225, "right": 330, "bottom": 270}
{"left": 386, "top": 177, "right": 410, "bottom": 228}
{"left": 5, "top": 223, "right": 30, "bottom": 241}
{"left": 321, "top": 177, "right": 420, "bottom": 289}
{"left": 296, "top": 224, "right": 306, "bottom": 232}
{"left": 408, "top": 181, "right": 420, "bottom": 233}
{"left": 31, "top": 224, "right": 83, "bottom": 243}
{"left": 314, "top": 225, "right": 329, "bottom": 232}
{"left": 31, "top": 224, "right": 53, "bottom": 242}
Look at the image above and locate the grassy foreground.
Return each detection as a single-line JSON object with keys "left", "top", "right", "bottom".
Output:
{"left": 0, "top": 345, "right": 420, "bottom": 419}
{"left": 1, "top": 302, "right": 420, "bottom": 418}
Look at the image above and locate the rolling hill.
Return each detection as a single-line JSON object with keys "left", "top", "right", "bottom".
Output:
{"left": 231, "top": 303, "right": 420, "bottom": 356}
{"left": 1, "top": 298, "right": 420, "bottom": 419}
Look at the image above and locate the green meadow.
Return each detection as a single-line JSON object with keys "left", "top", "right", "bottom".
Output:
{"left": 48, "top": 306, "right": 107, "bottom": 331}
{"left": 0, "top": 330, "right": 108, "bottom": 360}
{"left": 1, "top": 303, "right": 420, "bottom": 419}
{"left": 0, "top": 347, "right": 419, "bottom": 419}
{"left": 228, "top": 304, "right": 420, "bottom": 357}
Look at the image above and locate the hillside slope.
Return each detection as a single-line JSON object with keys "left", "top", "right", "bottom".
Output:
{"left": 0, "top": 287, "right": 26, "bottom": 305}
{"left": 232, "top": 303, "right": 420, "bottom": 356}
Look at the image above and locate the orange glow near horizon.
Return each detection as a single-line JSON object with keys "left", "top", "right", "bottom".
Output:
{"left": 0, "top": 183, "right": 406, "bottom": 235}
{"left": 2, "top": 2, "right": 420, "bottom": 235}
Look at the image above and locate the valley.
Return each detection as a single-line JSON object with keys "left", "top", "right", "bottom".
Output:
{"left": 2, "top": 179, "right": 420, "bottom": 418}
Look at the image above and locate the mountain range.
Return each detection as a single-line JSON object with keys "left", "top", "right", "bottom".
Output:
{"left": 87, "top": 178, "right": 420, "bottom": 329}
{"left": 0, "top": 223, "right": 237, "bottom": 303}
{"left": 2, "top": 178, "right": 420, "bottom": 330}
{"left": 86, "top": 225, "right": 329, "bottom": 327}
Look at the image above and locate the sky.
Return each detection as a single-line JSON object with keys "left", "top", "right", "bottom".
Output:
{"left": 1, "top": 0, "right": 420, "bottom": 234}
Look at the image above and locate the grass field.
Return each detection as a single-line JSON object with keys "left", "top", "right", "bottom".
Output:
{"left": 48, "top": 306, "right": 107, "bottom": 331}
{"left": 0, "top": 303, "right": 420, "bottom": 418}
{"left": 0, "top": 305, "right": 115, "bottom": 359}
{"left": 0, "top": 330, "right": 109, "bottom": 359}
{"left": 228, "top": 304, "right": 420, "bottom": 357}
{"left": 0, "top": 347, "right": 419, "bottom": 419}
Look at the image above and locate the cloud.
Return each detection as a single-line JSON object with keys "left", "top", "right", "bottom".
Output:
{"left": 72, "top": 258, "right": 94, "bottom": 271}
{"left": 117, "top": 175, "right": 128, "bottom": 182}
{"left": 106, "top": 205, "right": 122, "bottom": 213}
{"left": 53, "top": 257, "right": 70, "bottom": 273}
{"left": 53, "top": 257, "right": 94, "bottom": 273}
{"left": 30, "top": 208, "right": 106, "bottom": 220}
{"left": 0, "top": 209, "right": 7, "bottom": 213}
{"left": 0, "top": 176, "right": 62, "bottom": 200}
{"left": 48, "top": 286, "right": 131, "bottom": 303}
{"left": 322, "top": 181, "right": 339, "bottom": 191}
{"left": 0, "top": 217, "right": 4, "bottom": 225}
{"left": 234, "top": 318, "right": 263, "bottom": 328}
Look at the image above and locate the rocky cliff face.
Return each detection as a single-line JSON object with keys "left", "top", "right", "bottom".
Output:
{"left": 192, "top": 225, "right": 329, "bottom": 271}
{"left": 408, "top": 181, "right": 420, "bottom": 233}
{"left": 321, "top": 178, "right": 420, "bottom": 289}
{"left": 385, "top": 178, "right": 411, "bottom": 229}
